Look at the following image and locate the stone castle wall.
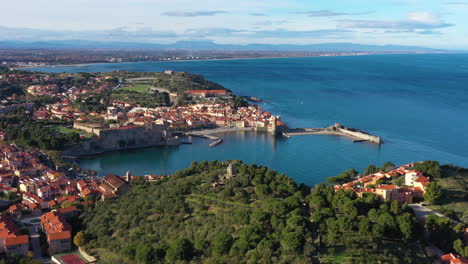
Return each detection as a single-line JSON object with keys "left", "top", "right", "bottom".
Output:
{"left": 73, "top": 123, "right": 102, "bottom": 135}
{"left": 64, "top": 123, "right": 178, "bottom": 155}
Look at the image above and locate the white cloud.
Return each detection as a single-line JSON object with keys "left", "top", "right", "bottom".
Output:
{"left": 407, "top": 12, "right": 443, "bottom": 25}
{"left": 292, "top": 10, "right": 371, "bottom": 17}
{"left": 161, "top": 11, "right": 228, "bottom": 17}
{"left": 253, "top": 20, "right": 289, "bottom": 26}
{"left": 0, "top": 1, "right": 463, "bottom": 48}
{"left": 339, "top": 12, "right": 453, "bottom": 29}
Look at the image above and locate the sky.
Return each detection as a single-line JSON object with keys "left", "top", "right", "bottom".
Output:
{"left": 1, "top": 0, "right": 467, "bottom": 49}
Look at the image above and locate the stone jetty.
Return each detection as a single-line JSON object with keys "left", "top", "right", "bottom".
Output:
{"left": 282, "top": 123, "right": 382, "bottom": 144}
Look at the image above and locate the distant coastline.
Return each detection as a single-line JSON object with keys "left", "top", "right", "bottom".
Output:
{"left": 16, "top": 51, "right": 459, "bottom": 70}
{"left": 18, "top": 54, "right": 348, "bottom": 69}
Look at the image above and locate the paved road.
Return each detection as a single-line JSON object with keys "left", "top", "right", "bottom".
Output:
{"left": 409, "top": 204, "right": 458, "bottom": 259}
{"left": 408, "top": 204, "right": 446, "bottom": 222}
{"left": 20, "top": 216, "right": 47, "bottom": 262}
{"left": 111, "top": 81, "right": 122, "bottom": 92}
{"left": 28, "top": 225, "right": 45, "bottom": 260}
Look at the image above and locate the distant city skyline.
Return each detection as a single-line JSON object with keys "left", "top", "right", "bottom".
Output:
{"left": 1, "top": 0, "right": 467, "bottom": 49}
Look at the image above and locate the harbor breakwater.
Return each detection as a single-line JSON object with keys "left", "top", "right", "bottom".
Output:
{"left": 283, "top": 123, "right": 382, "bottom": 144}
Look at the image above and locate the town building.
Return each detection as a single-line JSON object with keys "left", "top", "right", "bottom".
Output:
{"left": 0, "top": 215, "right": 29, "bottom": 256}
{"left": 41, "top": 211, "right": 72, "bottom": 254}
{"left": 101, "top": 173, "right": 130, "bottom": 196}
{"left": 186, "top": 90, "right": 230, "bottom": 98}
{"left": 334, "top": 162, "right": 430, "bottom": 203}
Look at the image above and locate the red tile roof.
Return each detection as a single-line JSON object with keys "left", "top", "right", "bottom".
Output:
{"left": 57, "top": 206, "right": 79, "bottom": 215}
{"left": 104, "top": 173, "right": 126, "bottom": 189}
{"left": 441, "top": 253, "right": 468, "bottom": 264}
{"left": 5, "top": 235, "right": 29, "bottom": 246}
{"left": 0, "top": 215, "right": 29, "bottom": 247}
{"left": 49, "top": 231, "right": 71, "bottom": 240}
{"left": 376, "top": 185, "right": 398, "bottom": 190}
{"left": 8, "top": 203, "right": 22, "bottom": 213}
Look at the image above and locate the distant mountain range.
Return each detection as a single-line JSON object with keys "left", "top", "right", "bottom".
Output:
{"left": 0, "top": 40, "right": 448, "bottom": 52}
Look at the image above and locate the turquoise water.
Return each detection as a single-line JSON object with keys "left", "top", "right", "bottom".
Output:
{"left": 31, "top": 54, "right": 468, "bottom": 185}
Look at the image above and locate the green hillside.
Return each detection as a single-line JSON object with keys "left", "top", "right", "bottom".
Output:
{"left": 80, "top": 161, "right": 313, "bottom": 263}
{"left": 79, "top": 161, "right": 432, "bottom": 264}
{"left": 118, "top": 71, "right": 231, "bottom": 93}
{"left": 152, "top": 72, "right": 229, "bottom": 93}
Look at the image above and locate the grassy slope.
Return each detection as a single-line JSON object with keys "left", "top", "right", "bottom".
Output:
{"left": 320, "top": 242, "right": 429, "bottom": 264}
{"left": 119, "top": 84, "right": 150, "bottom": 93}
{"left": 122, "top": 72, "right": 230, "bottom": 93}
{"left": 429, "top": 165, "right": 468, "bottom": 221}
{"left": 56, "top": 126, "right": 93, "bottom": 139}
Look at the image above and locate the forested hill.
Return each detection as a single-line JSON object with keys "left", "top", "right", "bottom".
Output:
{"left": 80, "top": 161, "right": 314, "bottom": 263}
{"left": 79, "top": 161, "right": 431, "bottom": 264}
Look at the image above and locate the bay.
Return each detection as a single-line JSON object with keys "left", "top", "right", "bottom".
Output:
{"left": 30, "top": 54, "right": 468, "bottom": 185}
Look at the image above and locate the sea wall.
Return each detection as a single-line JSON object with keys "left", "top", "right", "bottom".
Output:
{"left": 282, "top": 124, "right": 382, "bottom": 144}
{"left": 337, "top": 127, "right": 381, "bottom": 144}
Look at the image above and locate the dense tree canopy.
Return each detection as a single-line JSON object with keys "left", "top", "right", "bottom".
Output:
{"left": 77, "top": 160, "right": 438, "bottom": 264}
{"left": 2, "top": 117, "right": 80, "bottom": 150}
{"left": 425, "top": 215, "right": 467, "bottom": 253}
{"left": 80, "top": 161, "right": 314, "bottom": 263}
{"left": 327, "top": 168, "right": 358, "bottom": 184}
{"left": 308, "top": 184, "right": 429, "bottom": 263}
{"left": 424, "top": 182, "right": 444, "bottom": 205}
{"left": 414, "top": 160, "right": 441, "bottom": 178}
{"left": 363, "top": 164, "right": 379, "bottom": 176}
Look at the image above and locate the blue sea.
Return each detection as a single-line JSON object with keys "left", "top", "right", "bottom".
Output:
{"left": 30, "top": 53, "right": 468, "bottom": 185}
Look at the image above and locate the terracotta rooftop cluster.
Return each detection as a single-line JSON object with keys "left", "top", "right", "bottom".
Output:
{"left": 41, "top": 211, "right": 72, "bottom": 241}
{"left": 118, "top": 103, "right": 275, "bottom": 130}
{"left": 0, "top": 215, "right": 29, "bottom": 254}
{"left": 27, "top": 84, "right": 60, "bottom": 96}
{"left": 333, "top": 163, "right": 430, "bottom": 203}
